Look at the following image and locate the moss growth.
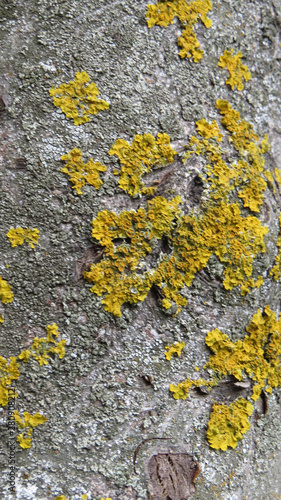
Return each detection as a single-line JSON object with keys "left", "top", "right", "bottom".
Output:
{"left": 61, "top": 148, "right": 107, "bottom": 195}
{"left": 12, "top": 410, "right": 47, "bottom": 449}
{"left": 146, "top": 0, "right": 212, "bottom": 62}
{"left": 218, "top": 50, "right": 251, "bottom": 90}
{"left": 206, "top": 398, "right": 253, "bottom": 450}
{"left": 6, "top": 227, "right": 40, "bottom": 248}
{"left": 49, "top": 71, "right": 109, "bottom": 125}
{"left": 165, "top": 341, "right": 185, "bottom": 360}
{"left": 109, "top": 133, "right": 176, "bottom": 197}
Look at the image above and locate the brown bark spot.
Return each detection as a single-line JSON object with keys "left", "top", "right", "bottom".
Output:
{"left": 147, "top": 452, "right": 199, "bottom": 500}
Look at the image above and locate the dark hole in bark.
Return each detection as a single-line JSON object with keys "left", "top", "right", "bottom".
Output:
{"left": 188, "top": 175, "right": 204, "bottom": 205}
{"left": 0, "top": 97, "right": 6, "bottom": 113}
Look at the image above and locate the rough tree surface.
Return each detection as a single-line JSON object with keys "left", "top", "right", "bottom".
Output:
{"left": 0, "top": 0, "right": 281, "bottom": 499}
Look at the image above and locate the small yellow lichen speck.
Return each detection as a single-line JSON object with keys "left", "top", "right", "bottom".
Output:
{"left": 165, "top": 341, "right": 185, "bottom": 360}
{"left": 206, "top": 398, "right": 253, "bottom": 450}
{"left": 61, "top": 148, "right": 107, "bottom": 195}
{"left": 218, "top": 49, "right": 251, "bottom": 90}
{"left": 49, "top": 71, "right": 109, "bottom": 125}
{"left": 109, "top": 133, "right": 176, "bottom": 197}
{"left": 146, "top": 0, "right": 212, "bottom": 62}
{"left": 6, "top": 227, "right": 40, "bottom": 248}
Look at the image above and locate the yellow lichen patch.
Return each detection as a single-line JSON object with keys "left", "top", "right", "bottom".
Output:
{"left": 0, "top": 356, "right": 20, "bottom": 406}
{"left": 274, "top": 167, "right": 281, "bottom": 186}
{"left": 84, "top": 196, "right": 182, "bottom": 316}
{"left": 6, "top": 227, "right": 40, "bottom": 248}
{"left": 170, "top": 376, "right": 213, "bottom": 400}
{"left": 13, "top": 410, "right": 47, "bottom": 449}
{"left": 0, "top": 314, "right": 4, "bottom": 323}
{"left": 18, "top": 323, "right": 66, "bottom": 366}
{"left": 206, "top": 398, "right": 253, "bottom": 450}
{"left": 270, "top": 213, "right": 281, "bottom": 281}
{"left": 49, "top": 71, "right": 109, "bottom": 125}
{"left": 109, "top": 133, "right": 176, "bottom": 197}
{"left": 185, "top": 105, "right": 270, "bottom": 212}
{"left": 0, "top": 276, "right": 14, "bottom": 303}
{"left": 218, "top": 50, "right": 251, "bottom": 90}
{"left": 205, "top": 306, "right": 281, "bottom": 401}
{"left": 146, "top": 0, "right": 212, "bottom": 62}
{"left": 165, "top": 341, "right": 185, "bottom": 360}
{"left": 85, "top": 196, "right": 268, "bottom": 315}
{"left": 61, "top": 148, "right": 107, "bottom": 194}
{"left": 196, "top": 118, "right": 223, "bottom": 141}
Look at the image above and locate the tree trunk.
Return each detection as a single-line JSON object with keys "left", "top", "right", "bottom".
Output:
{"left": 1, "top": 0, "right": 281, "bottom": 499}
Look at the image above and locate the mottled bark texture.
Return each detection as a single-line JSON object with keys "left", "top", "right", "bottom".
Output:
{"left": 0, "top": 0, "right": 281, "bottom": 499}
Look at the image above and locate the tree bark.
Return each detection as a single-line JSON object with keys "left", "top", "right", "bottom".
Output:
{"left": 1, "top": 0, "right": 281, "bottom": 499}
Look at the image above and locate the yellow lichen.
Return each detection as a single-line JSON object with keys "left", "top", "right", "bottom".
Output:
{"left": 274, "top": 167, "right": 281, "bottom": 186}
{"left": 185, "top": 103, "right": 270, "bottom": 212}
{"left": 6, "top": 227, "right": 40, "bottom": 248}
{"left": 13, "top": 410, "right": 47, "bottom": 449}
{"left": 84, "top": 196, "right": 182, "bottom": 316}
{"left": 18, "top": 323, "right": 66, "bottom": 366}
{"left": 146, "top": 0, "right": 212, "bottom": 62}
{"left": 61, "top": 148, "right": 107, "bottom": 194}
{"left": 109, "top": 133, "right": 176, "bottom": 197}
{"left": 195, "top": 118, "right": 223, "bottom": 141}
{"left": 49, "top": 71, "right": 109, "bottom": 125}
{"left": 0, "top": 276, "right": 14, "bottom": 303}
{"left": 270, "top": 214, "right": 281, "bottom": 281}
{"left": 205, "top": 306, "right": 281, "bottom": 401}
{"left": 170, "top": 376, "right": 213, "bottom": 400}
{"left": 165, "top": 341, "right": 185, "bottom": 360}
{"left": 206, "top": 398, "right": 253, "bottom": 450}
{"left": 0, "top": 356, "right": 20, "bottom": 406}
{"left": 218, "top": 50, "right": 251, "bottom": 90}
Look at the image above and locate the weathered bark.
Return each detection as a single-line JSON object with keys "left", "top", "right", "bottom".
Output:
{"left": 1, "top": 0, "right": 281, "bottom": 499}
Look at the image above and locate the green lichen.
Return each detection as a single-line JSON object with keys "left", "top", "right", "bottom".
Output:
{"left": 206, "top": 398, "right": 253, "bottom": 450}
{"left": 61, "top": 148, "right": 107, "bottom": 195}
{"left": 6, "top": 227, "right": 40, "bottom": 248}
{"left": 146, "top": 0, "right": 212, "bottom": 62}
{"left": 165, "top": 341, "right": 185, "bottom": 360}
{"left": 218, "top": 50, "right": 251, "bottom": 90}
{"left": 109, "top": 133, "right": 176, "bottom": 197}
{"left": 49, "top": 71, "right": 109, "bottom": 125}
{"left": 12, "top": 411, "right": 47, "bottom": 449}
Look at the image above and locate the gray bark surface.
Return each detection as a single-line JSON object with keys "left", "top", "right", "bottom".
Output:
{"left": 0, "top": 0, "right": 281, "bottom": 499}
